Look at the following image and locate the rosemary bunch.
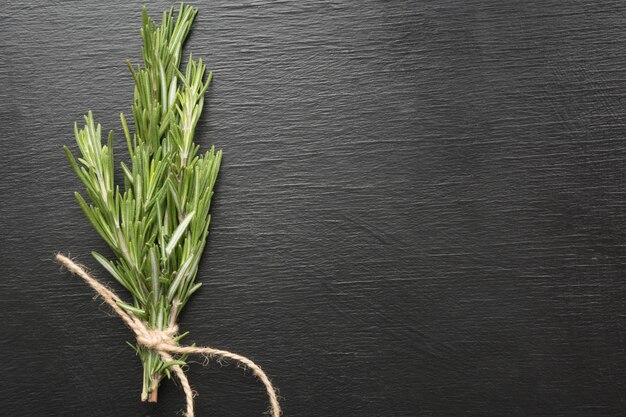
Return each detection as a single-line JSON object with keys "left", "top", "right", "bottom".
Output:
{"left": 64, "top": 4, "right": 220, "bottom": 402}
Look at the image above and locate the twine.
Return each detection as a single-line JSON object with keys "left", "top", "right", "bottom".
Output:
{"left": 55, "top": 254, "right": 281, "bottom": 417}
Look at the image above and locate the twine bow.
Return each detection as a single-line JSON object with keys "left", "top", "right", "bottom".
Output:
{"left": 56, "top": 254, "right": 281, "bottom": 417}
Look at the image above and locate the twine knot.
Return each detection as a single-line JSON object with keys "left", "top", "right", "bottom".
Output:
{"left": 136, "top": 326, "right": 179, "bottom": 349}
{"left": 56, "top": 254, "right": 280, "bottom": 417}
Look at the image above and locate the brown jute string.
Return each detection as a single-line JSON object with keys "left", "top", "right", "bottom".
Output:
{"left": 55, "top": 254, "right": 281, "bottom": 417}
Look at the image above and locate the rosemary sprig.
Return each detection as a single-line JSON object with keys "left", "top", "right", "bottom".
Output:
{"left": 64, "top": 4, "right": 220, "bottom": 401}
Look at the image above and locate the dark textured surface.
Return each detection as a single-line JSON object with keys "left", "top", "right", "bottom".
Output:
{"left": 2, "top": 1, "right": 626, "bottom": 416}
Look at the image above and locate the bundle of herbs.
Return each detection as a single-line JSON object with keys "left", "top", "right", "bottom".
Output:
{"left": 60, "top": 3, "right": 247, "bottom": 406}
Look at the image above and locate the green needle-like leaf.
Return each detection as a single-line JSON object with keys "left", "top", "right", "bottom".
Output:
{"left": 165, "top": 210, "right": 194, "bottom": 256}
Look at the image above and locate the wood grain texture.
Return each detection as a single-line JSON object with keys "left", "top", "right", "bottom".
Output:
{"left": 2, "top": 1, "right": 626, "bottom": 416}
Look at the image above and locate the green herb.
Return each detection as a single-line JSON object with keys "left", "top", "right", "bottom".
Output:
{"left": 64, "top": 3, "right": 220, "bottom": 401}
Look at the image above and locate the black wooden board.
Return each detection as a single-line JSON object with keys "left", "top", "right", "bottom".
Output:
{"left": 2, "top": 1, "right": 626, "bottom": 416}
